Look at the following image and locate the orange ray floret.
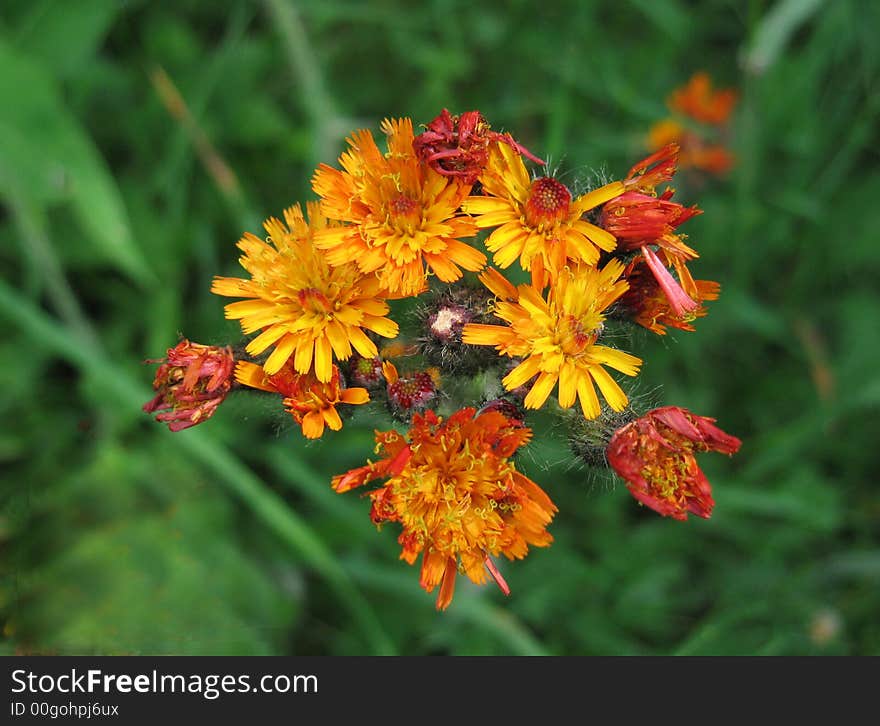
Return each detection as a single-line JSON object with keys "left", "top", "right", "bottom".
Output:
{"left": 332, "top": 408, "right": 556, "bottom": 610}
{"left": 311, "top": 118, "right": 485, "bottom": 297}
{"left": 461, "top": 142, "right": 624, "bottom": 288}
{"left": 462, "top": 263, "right": 642, "bottom": 419}
{"left": 211, "top": 203, "right": 398, "bottom": 381}
{"left": 236, "top": 360, "right": 368, "bottom": 439}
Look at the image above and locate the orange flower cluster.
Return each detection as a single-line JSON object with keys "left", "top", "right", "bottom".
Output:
{"left": 144, "top": 107, "right": 740, "bottom": 610}
{"left": 648, "top": 72, "right": 738, "bottom": 176}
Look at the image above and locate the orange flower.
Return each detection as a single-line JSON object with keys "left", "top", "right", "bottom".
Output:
{"left": 312, "top": 118, "right": 485, "bottom": 297}
{"left": 668, "top": 72, "right": 737, "bottom": 126}
{"left": 235, "top": 360, "right": 368, "bottom": 439}
{"left": 607, "top": 406, "right": 741, "bottom": 520}
{"left": 143, "top": 339, "right": 234, "bottom": 431}
{"left": 620, "top": 257, "right": 719, "bottom": 335}
{"left": 211, "top": 203, "right": 397, "bottom": 381}
{"left": 646, "top": 72, "right": 738, "bottom": 177}
{"left": 462, "top": 263, "right": 641, "bottom": 418}
{"left": 461, "top": 142, "right": 624, "bottom": 288}
{"left": 333, "top": 408, "right": 556, "bottom": 610}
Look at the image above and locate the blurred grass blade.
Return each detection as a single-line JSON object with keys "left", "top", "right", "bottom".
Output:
{"left": 11, "top": 0, "right": 122, "bottom": 78}
{"left": 743, "top": 0, "right": 826, "bottom": 73}
{"left": 0, "top": 40, "right": 155, "bottom": 286}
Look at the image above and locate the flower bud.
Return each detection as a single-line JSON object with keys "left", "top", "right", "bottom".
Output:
{"left": 416, "top": 285, "right": 497, "bottom": 374}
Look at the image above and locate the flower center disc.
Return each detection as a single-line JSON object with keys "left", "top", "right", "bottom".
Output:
{"left": 525, "top": 177, "right": 572, "bottom": 227}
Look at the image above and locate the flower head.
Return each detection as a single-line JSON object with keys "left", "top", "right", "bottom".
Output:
{"left": 416, "top": 283, "right": 497, "bottom": 373}
{"left": 607, "top": 406, "right": 741, "bottom": 520}
{"left": 312, "top": 118, "right": 486, "bottom": 297}
{"left": 211, "top": 203, "right": 397, "bottom": 381}
{"left": 461, "top": 143, "right": 624, "bottom": 288}
{"left": 143, "top": 340, "right": 235, "bottom": 431}
{"left": 382, "top": 361, "right": 440, "bottom": 418}
{"left": 413, "top": 108, "right": 544, "bottom": 184}
{"left": 620, "top": 257, "right": 719, "bottom": 334}
{"left": 347, "top": 353, "right": 384, "bottom": 389}
{"left": 462, "top": 263, "right": 642, "bottom": 418}
{"left": 333, "top": 408, "right": 556, "bottom": 610}
{"left": 648, "top": 119, "right": 735, "bottom": 176}
{"left": 668, "top": 72, "right": 737, "bottom": 126}
{"left": 235, "top": 360, "right": 368, "bottom": 439}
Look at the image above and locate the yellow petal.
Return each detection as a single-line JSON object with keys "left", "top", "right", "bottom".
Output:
{"left": 461, "top": 197, "right": 515, "bottom": 216}
{"left": 348, "top": 327, "right": 379, "bottom": 358}
{"left": 523, "top": 371, "right": 558, "bottom": 409}
{"left": 557, "top": 362, "right": 577, "bottom": 408}
{"left": 572, "top": 220, "right": 616, "bottom": 252}
{"left": 325, "top": 320, "right": 353, "bottom": 359}
{"left": 462, "top": 323, "right": 508, "bottom": 346}
{"left": 314, "top": 336, "right": 333, "bottom": 382}
{"left": 591, "top": 345, "right": 642, "bottom": 376}
{"left": 503, "top": 356, "right": 542, "bottom": 390}
{"left": 263, "top": 334, "right": 297, "bottom": 375}
{"left": 294, "top": 336, "right": 314, "bottom": 375}
{"left": 576, "top": 374, "right": 601, "bottom": 419}
{"left": 590, "top": 366, "right": 628, "bottom": 411}
{"left": 478, "top": 267, "right": 518, "bottom": 301}
{"left": 341, "top": 387, "right": 370, "bottom": 405}
{"left": 445, "top": 239, "right": 487, "bottom": 272}
{"left": 575, "top": 181, "right": 625, "bottom": 212}
{"left": 245, "top": 325, "right": 287, "bottom": 356}
{"left": 235, "top": 361, "right": 272, "bottom": 392}
{"left": 322, "top": 405, "right": 343, "bottom": 431}
{"left": 301, "top": 411, "right": 325, "bottom": 439}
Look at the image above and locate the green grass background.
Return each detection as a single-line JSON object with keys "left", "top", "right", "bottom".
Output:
{"left": 2, "top": 0, "right": 878, "bottom": 655}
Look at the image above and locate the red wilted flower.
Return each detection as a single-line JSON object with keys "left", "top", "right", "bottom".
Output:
{"left": 143, "top": 340, "right": 234, "bottom": 432}
{"left": 607, "top": 406, "right": 741, "bottom": 520}
{"left": 382, "top": 361, "right": 439, "bottom": 417}
{"left": 621, "top": 257, "right": 719, "bottom": 335}
{"left": 235, "top": 360, "right": 368, "bottom": 439}
{"left": 624, "top": 143, "right": 679, "bottom": 194}
{"left": 603, "top": 146, "right": 703, "bottom": 317}
{"left": 413, "top": 108, "right": 545, "bottom": 184}
{"left": 601, "top": 189, "right": 701, "bottom": 250}
{"left": 332, "top": 408, "right": 556, "bottom": 610}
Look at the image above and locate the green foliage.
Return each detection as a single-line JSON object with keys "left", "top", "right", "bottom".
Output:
{"left": 1, "top": 0, "right": 878, "bottom": 655}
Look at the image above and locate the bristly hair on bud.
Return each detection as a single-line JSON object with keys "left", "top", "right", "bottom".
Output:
{"left": 567, "top": 402, "right": 642, "bottom": 468}
{"left": 415, "top": 283, "right": 499, "bottom": 374}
